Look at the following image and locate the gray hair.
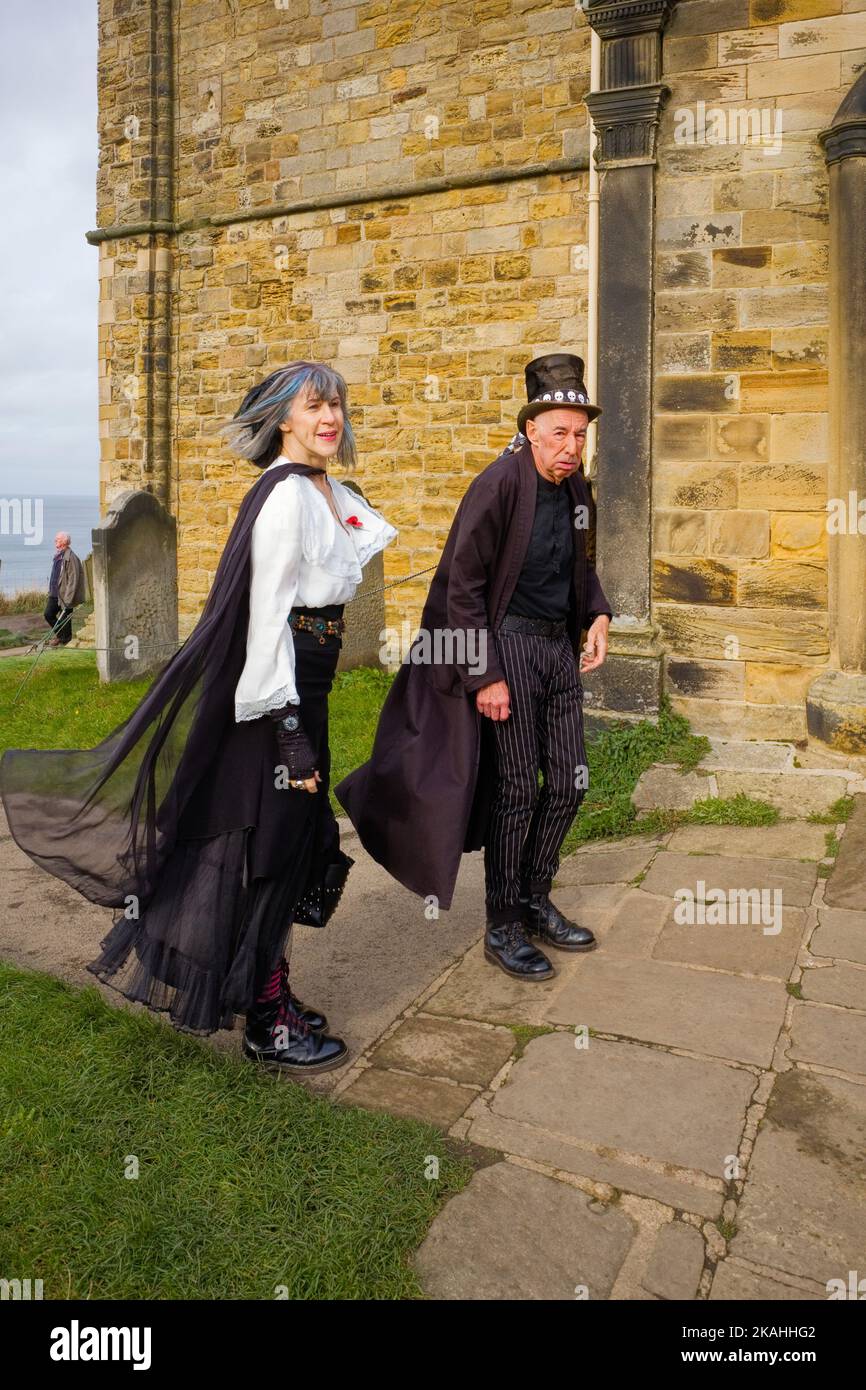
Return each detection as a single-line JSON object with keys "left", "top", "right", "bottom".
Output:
{"left": 214, "top": 361, "right": 357, "bottom": 470}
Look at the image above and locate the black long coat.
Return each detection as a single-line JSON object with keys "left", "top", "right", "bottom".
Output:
{"left": 335, "top": 438, "right": 612, "bottom": 910}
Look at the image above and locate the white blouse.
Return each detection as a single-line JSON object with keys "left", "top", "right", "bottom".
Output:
{"left": 234, "top": 457, "right": 397, "bottom": 722}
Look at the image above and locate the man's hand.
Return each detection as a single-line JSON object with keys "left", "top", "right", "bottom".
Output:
{"left": 579, "top": 615, "right": 610, "bottom": 674}
{"left": 475, "top": 680, "right": 510, "bottom": 721}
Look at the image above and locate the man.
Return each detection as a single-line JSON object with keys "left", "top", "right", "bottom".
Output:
{"left": 337, "top": 353, "right": 612, "bottom": 980}
{"left": 45, "top": 532, "right": 86, "bottom": 646}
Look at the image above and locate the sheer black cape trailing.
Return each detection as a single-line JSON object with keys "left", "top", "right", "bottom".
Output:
{"left": 0, "top": 462, "right": 334, "bottom": 1033}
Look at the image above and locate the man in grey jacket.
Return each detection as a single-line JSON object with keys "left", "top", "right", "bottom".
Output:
{"left": 45, "top": 532, "right": 86, "bottom": 646}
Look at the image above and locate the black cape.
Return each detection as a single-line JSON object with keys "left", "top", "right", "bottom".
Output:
{"left": 0, "top": 461, "right": 323, "bottom": 912}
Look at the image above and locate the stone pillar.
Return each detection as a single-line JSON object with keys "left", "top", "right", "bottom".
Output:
{"left": 582, "top": 0, "right": 677, "bottom": 724}
{"left": 92, "top": 491, "right": 178, "bottom": 683}
{"left": 807, "top": 72, "right": 866, "bottom": 754}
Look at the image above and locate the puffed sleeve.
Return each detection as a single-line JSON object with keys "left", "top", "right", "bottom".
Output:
{"left": 234, "top": 476, "right": 303, "bottom": 722}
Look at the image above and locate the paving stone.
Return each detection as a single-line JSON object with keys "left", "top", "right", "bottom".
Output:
{"left": 555, "top": 845, "right": 659, "bottom": 887}
{"left": 338, "top": 1067, "right": 476, "bottom": 1128}
{"left": 709, "top": 1261, "right": 823, "bottom": 1301}
{"left": 548, "top": 955, "right": 788, "bottom": 1065}
{"left": 487, "top": 1032, "right": 752, "bottom": 1189}
{"left": 412, "top": 1160, "right": 636, "bottom": 1300}
{"left": 800, "top": 963, "right": 866, "bottom": 1011}
{"left": 652, "top": 903, "right": 805, "bottom": 979}
{"left": 811, "top": 907, "right": 866, "bottom": 965}
{"left": 423, "top": 942, "right": 561, "bottom": 1026}
{"left": 730, "top": 1068, "right": 866, "bottom": 1285}
{"left": 632, "top": 766, "right": 712, "bottom": 812}
{"left": 640, "top": 851, "right": 816, "bottom": 907}
{"left": 368, "top": 1014, "right": 514, "bottom": 1086}
{"left": 824, "top": 795, "right": 866, "bottom": 912}
{"left": 702, "top": 739, "right": 794, "bottom": 772}
{"left": 714, "top": 770, "right": 850, "bottom": 816}
{"left": 789, "top": 1001, "right": 866, "bottom": 1075}
{"left": 602, "top": 890, "right": 671, "bottom": 958}
{"left": 467, "top": 1108, "right": 725, "bottom": 1218}
{"left": 571, "top": 832, "right": 670, "bottom": 854}
{"left": 666, "top": 822, "right": 827, "bottom": 861}
{"left": 542, "top": 882, "right": 632, "bottom": 936}
{"left": 642, "top": 1221, "right": 706, "bottom": 1301}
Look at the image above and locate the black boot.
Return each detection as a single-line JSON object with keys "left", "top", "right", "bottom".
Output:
{"left": 243, "top": 966, "right": 348, "bottom": 1074}
{"left": 522, "top": 892, "right": 597, "bottom": 952}
{"left": 284, "top": 984, "right": 328, "bottom": 1033}
{"left": 484, "top": 919, "right": 556, "bottom": 981}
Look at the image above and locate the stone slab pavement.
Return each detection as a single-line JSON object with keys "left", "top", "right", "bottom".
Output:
{"left": 2, "top": 799, "right": 865, "bottom": 1300}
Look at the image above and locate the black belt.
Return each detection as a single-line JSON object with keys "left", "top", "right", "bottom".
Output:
{"left": 500, "top": 614, "right": 567, "bottom": 638}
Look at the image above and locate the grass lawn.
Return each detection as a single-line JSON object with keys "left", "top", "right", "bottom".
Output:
{"left": 0, "top": 961, "right": 475, "bottom": 1299}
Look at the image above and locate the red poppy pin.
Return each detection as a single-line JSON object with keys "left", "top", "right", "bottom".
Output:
{"left": 344, "top": 515, "right": 363, "bottom": 528}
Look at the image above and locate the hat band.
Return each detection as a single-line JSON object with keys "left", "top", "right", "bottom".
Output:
{"left": 530, "top": 388, "right": 590, "bottom": 406}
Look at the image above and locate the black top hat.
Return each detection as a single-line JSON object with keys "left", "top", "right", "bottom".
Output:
{"left": 516, "top": 353, "right": 602, "bottom": 434}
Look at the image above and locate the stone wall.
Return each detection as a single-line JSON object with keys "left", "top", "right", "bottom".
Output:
{"left": 652, "top": 0, "right": 866, "bottom": 739}
{"left": 92, "top": 0, "right": 866, "bottom": 732}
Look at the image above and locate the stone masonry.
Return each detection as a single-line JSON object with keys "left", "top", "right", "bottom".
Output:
{"left": 89, "top": 0, "right": 866, "bottom": 739}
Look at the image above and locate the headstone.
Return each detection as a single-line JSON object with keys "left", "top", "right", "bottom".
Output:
{"left": 337, "top": 479, "right": 386, "bottom": 672}
{"left": 91, "top": 490, "right": 178, "bottom": 682}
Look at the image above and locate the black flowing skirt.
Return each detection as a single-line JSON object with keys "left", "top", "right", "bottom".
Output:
{"left": 87, "top": 618, "right": 344, "bottom": 1035}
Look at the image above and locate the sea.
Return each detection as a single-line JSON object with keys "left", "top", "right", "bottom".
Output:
{"left": 0, "top": 495, "right": 101, "bottom": 596}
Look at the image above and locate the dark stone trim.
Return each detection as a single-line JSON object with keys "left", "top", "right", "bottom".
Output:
{"left": 820, "top": 118, "right": 866, "bottom": 167}
{"left": 584, "top": 0, "right": 675, "bottom": 41}
{"left": 585, "top": 84, "right": 670, "bottom": 164}
{"left": 85, "top": 155, "right": 591, "bottom": 244}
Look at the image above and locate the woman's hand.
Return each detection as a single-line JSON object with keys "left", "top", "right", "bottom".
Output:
{"left": 294, "top": 771, "right": 321, "bottom": 794}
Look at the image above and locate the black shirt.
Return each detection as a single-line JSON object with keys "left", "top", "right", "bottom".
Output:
{"left": 506, "top": 473, "right": 574, "bottom": 622}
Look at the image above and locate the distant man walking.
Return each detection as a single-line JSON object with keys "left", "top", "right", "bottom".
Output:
{"left": 45, "top": 532, "right": 86, "bottom": 645}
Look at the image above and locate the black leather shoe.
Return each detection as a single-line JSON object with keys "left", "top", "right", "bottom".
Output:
{"left": 243, "top": 968, "right": 348, "bottom": 1073}
{"left": 522, "top": 892, "right": 597, "bottom": 952}
{"left": 243, "top": 1003, "right": 348, "bottom": 1073}
{"left": 484, "top": 919, "right": 556, "bottom": 981}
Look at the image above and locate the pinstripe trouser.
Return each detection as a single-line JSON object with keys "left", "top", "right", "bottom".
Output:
{"left": 484, "top": 629, "right": 587, "bottom": 926}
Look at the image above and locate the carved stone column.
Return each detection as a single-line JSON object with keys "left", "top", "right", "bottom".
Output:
{"left": 807, "top": 71, "right": 866, "bottom": 755}
{"left": 581, "top": 0, "right": 677, "bottom": 725}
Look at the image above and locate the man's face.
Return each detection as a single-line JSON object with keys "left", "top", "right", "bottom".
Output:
{"left": 54, "top": 533, "right": 68, "bottom": 551}
{"left": 526, "top": 408, "right": 590, "bottom": 483}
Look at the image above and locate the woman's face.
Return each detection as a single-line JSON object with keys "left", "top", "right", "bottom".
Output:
{"left": 279, "top": 382, "right": 344, "bottom": 464}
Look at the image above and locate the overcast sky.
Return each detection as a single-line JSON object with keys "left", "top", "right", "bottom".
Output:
{"left": 0, "top": 2, "right": 98, "bottom": 497}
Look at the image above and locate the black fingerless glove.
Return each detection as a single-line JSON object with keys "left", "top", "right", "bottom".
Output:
{"left": 268, "top": 704, "right": 317, "bottom": 781}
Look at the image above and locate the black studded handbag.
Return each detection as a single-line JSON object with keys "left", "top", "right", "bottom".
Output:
{"left": 292, "top": 847, "right": 355, "bottom": 928}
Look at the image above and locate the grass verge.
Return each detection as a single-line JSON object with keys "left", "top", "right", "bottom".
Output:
{"left": 0, "top": 961, "right": 474, "bottom": 1299}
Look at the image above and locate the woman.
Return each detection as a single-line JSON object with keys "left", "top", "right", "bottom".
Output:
{"left": 0, "top": 362, "right": 396, "bottom": 1074}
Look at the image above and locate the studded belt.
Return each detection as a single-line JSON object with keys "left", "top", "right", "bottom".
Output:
{"left": 289, "top": 610, "right": 346, "bottom": 643}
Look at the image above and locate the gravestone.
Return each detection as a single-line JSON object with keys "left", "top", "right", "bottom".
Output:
{"left": 337, "top": 479, "right": 386, "bottom": 672}
{"left": 92, "top": 490, "right": 178, "bottom": 682}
